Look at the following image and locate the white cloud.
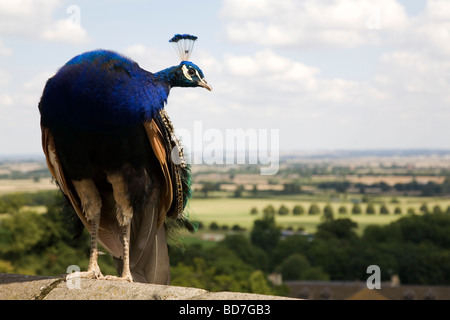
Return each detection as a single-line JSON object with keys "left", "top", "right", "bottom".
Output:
{"left": 224, "top": 50, "right": 295, "bottom": 77}
{"left": 40, "top": 19, "right": 89, "bottom": 45}
{"left": 222, "top": 0, "right": 409, "bottom": 48}
{"left": 425, "top": 0, "right": 450, "bottom": 20}
{"left": 377, "top": 50, "right": 450, "bottom": 100}
{"left": 0, "top": 68, "right": 10, "bottom": 86}
{"left": 405, "top": 1, "right": 450, "bottom": 57}
{"left": 20, "top": 71, "right": 54, "bottom": 106}
{"left": 221, "top": 49, "right": 372, "bottom": 107}
{"left": 0, "top": 70, "right": 54, "bottom": 153}
{"left": 222, "top": 0, "right": 450, "bottom": 59}
{"left": 0, "top": 0, "right": 89, "bottom": 44}
{"left": 123, "top": 44, "right": 175, "bottom": 72}
{"left": 0, "top": 39, "right": 12, "bottom": 56}
{"left": 0, "top": 93, "right": 13, "bottom": 107}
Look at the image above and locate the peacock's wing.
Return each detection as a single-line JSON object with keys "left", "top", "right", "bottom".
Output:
{"left": 144, "top": 109, "right": 191, "bottom": 224}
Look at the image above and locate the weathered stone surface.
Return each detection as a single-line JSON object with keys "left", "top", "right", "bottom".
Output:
{"left": 0, "top": 273, "right": 57, "bottom": 300}
{"left": 0, "top": 273, "right": 296, "bottom": 300}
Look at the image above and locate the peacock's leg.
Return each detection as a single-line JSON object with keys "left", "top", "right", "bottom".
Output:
{"left": 105, "top": 172, "right": 133, "bottom": 282}
{"left": 67, "top": 179, "right": 104, "bottom": 280}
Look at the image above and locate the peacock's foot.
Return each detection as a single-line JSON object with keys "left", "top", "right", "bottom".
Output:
{"left": 103, "top": 274, "right": 133, "bottom": 282}
{"left": 66, "top": 264, "right": 104, "bottom": 281}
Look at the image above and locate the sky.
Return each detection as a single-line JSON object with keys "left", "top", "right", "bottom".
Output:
{"left": 0, "top": 0, "right": 449, "bottom": 156}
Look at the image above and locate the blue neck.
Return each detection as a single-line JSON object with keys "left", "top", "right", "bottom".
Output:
{"left": 154, "top": 66, "right": 178, "bottom": 89}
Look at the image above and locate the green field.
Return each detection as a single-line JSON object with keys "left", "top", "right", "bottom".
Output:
{"left": 1, "top": 178, "right": 449, "bottom": 236}
{"left": 187, "top": 195, "right": 450, "bottom": 234}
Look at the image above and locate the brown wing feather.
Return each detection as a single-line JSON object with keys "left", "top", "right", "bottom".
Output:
{"left": 143, "top": 120, "right": 173, "bottom": 227}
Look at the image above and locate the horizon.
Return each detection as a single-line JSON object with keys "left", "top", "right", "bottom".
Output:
{"left": 2, "top": 147, "right": 450, "bottom": 162}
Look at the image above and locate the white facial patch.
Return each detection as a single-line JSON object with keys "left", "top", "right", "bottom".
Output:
{"left": 181, "top": 64, "right": 192, "bottom": 81}
{"left": 181, "top": 64, "right": 202, "bottom": 82}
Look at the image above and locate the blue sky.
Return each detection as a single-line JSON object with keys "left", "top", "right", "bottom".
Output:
{"left": 0, "top": 0, "right": 449, "bottom": 155}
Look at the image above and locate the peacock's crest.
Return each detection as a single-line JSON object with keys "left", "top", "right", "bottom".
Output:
{"left": 169, "top": 34, "right": 198, "bottom": 61}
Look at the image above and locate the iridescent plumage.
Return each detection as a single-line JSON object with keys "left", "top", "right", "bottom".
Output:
{"left": 38, "top": 35, "right": 210, "bottom": 283}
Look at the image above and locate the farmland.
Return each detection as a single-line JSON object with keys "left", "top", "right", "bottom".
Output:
{"left": 1, "top": 150, "right": 450, "bottom": 236}
{"left": 188, "top": 194, "right": 450, "bottom": 235}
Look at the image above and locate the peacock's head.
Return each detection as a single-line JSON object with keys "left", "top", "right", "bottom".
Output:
{"left": 172, "top": 61, "right": 212, "bottom": 91}
{"left": 166, "top": 34, "right": 212, "bottom": 91}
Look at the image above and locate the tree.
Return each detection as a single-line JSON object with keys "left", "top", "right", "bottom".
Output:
{"left": 221, "top": 234, "right": 268, "bottom": 272}
{"left": 278, "top": 205, "right": 289, "bottom": 216}
{"left": 420, "top": 203, "right": 429, "bottom": 214}
{"left": 323, "top": 204, "right": 334, "bottom": 221}
{"left": 250, "top": 207, "right": 258, "bottom": 215}
{"left": 209, "top": 222, "right": 219, "bottom": 230}
{"left": 276, "top": 253, "right": 311, "bottom": 281}
{"left": 249, "top": 270, "right": 272, "bottom": 295}
{"left": 0, "top": 198, "right": 7, "bottom": 213}
{"left": 394, "top": 207, "right": 402, "bottom": 215}
{"left": 352, "top": 203, "right": 362, "bottom": 214}
{"left": 366, "top": 203, "right": 376, "bottom": 214}
{"left": 293, "top": 205, "right": 305, "bottom": 215}
{"left": 302, "top": 266, "right": 330, "bottom": 281}
{"left": 0, "top": 193, "right": 26, "bottom": 213}
{"left": 338, "top": 206, "right": 347, "bottom": 214}
{"left": 170, "top": 258, "right": 216, "bottom": 290}
{"left": 380, "top": 204, "right": 390, "bottom": 215}
{"left": 233, "top": 185, "right": 244, "bottom": 198}
{"left": 308, "top": 203, "right": 320, "bottom": 215}
{"left": 250, "top": 215, "right": 280, "bottom": 254}
{"left": 251, "top": 184, "right": 258, "bottom": 197}
{"left": 0, "top": 260, "right": 14, "bottom": 273}
{"left": 433, "top": 205, "right": 443, "bottom": 214}
{"left": 231, "top": 224, "right": 242, "bottom": 232}
{"left": 0, "top": 210, "right": 46, "bottom": 254}
{"left": 200, "top": 182, "right": 219, "bottom": 198}
{"left": 263, "top": 205, "right": 275, "bottom": 220}
{"left": 282, "top": 183, "right": 301, "bottom": 194}
{"left": 315, "top": 218, "right": 358, "bottom": 241}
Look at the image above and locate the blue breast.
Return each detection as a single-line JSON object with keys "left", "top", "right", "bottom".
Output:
{"left": 40, "top": 50, "right": 169, "bottom": 132}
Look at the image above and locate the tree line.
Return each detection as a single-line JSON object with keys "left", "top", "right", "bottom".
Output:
{"left": 250, "top": 203, "right": 450, "bottom": 218}
{"left": 318, "top": 177, "right": 450, "bottom": 196}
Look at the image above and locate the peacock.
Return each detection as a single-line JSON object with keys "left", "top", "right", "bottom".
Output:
{"left": 38, "top": 34, "right": 211, "bottom": 284}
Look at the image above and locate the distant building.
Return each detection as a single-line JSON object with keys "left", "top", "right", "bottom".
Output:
{"left": 200, "top": 233, "right": 225, "bottom": 242}
{"left": 280, "top": 229, "right": 314, "bottom": 241}
{"left": 268, "top": 273, "right": 283, "bottom": 286}
{"left": 285, "top": 280, "right": 450, "bottom": 300}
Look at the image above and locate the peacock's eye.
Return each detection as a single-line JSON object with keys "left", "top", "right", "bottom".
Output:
{"left": 187, "top": 68, "right": 196, "bottom": 76}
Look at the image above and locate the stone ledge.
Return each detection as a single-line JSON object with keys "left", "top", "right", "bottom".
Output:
{"left": 0, "top": 273, "right": 296, "bottom": 300}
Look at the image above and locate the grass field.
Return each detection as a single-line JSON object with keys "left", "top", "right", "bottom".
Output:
{"left": 0, "top": 179, "right": 56, "bottom": 195}
{"left": 187, "top": 195, "right": 450, "bottom": 235}
{"left": 1, "top": 178, "right": 449, "bottom": 236}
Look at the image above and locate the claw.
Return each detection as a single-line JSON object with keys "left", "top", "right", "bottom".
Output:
{"left": 103, "top": 274, "right": 133, "bottom": 282}
{"left": 66, "top": 270, "right": 104, "bottom": 281}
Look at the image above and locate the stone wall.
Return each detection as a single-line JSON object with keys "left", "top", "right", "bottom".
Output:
{"left": 0, "top": 273, "right": 295, "bottom": 300}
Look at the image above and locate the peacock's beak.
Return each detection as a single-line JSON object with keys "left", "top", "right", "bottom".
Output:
{"left": 198, "top": 78, "right": 212, "bottom": 91}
